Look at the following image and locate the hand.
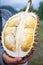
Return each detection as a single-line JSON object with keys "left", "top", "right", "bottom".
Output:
{"left": 18, "top": 49, "right": 34, "bottom": 64}
{"left": 2, "top": 52, "right": 22, "bottom": 64}
{"left": 2, "top": 49, "right": 34, "bottom": 64}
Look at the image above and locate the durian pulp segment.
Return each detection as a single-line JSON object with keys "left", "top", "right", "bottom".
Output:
{"left": 4, "top": 34, "right": 16, "bottom": 51}
{"left": 2, "top": 12, "right": 37, "bottom": 57}
{"left": 4, "top": 27, "right": 16, "bottom": 36}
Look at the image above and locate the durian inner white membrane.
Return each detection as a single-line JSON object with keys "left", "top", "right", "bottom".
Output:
{"left": 2, "top": 12, "right": 37, "bottom": 57}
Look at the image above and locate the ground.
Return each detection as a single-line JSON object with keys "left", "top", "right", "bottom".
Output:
{"left": 28, "top": 20, "right": 43, "bottom": 65}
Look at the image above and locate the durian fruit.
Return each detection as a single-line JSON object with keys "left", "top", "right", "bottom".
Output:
{"left": 2, "top": 0, "right": 40, "bottom": 57}
{"left": 2, "top": 12, "right": 39, "bottom": 57}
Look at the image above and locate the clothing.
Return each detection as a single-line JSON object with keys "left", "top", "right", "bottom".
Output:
{"left": 19, "top": 62, "right": 28, "bottom": 65}
{"left": 0, "top": 43, "right": 5, "bottom": 65}
{"left": 0, "top": 43, "right": 28, "bottom": 65}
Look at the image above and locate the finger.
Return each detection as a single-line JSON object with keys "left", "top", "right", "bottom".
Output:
{"left": 2, "top": 53, "right": 14, "bottom": 63}
{"left": 2, "top": 53, "right": 22, "bottom": 64}
{"left": 16, "top": 57, "right": 22, "bottom": 62}
{"left": 19, "top": 50, "right": 34, "bottom": 64}
{"left": 2, "top": 53, "right": 17, "bottom": 63}
{"left": 20, "top": 54, "right": 33, "bottom": 64}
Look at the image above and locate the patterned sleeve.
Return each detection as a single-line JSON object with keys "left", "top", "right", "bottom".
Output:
{"left": 0, "top": 43, "right": 5, "bottom": 65}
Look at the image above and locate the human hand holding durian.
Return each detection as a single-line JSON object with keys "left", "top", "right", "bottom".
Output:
{"left": 2, "top": 0, "right": 39, "bottom": 58}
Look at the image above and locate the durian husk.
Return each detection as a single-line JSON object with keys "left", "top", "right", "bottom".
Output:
{"left": 2, "top": 12, "right": 40, "bottom": 57}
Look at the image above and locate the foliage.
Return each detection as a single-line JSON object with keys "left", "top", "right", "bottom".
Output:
{"left": 38, "top": 2, "right": 43, "bottom": 20}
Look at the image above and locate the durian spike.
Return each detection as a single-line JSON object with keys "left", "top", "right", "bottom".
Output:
{"left": 25, "top": 0, "right": 32, "bottom": 12}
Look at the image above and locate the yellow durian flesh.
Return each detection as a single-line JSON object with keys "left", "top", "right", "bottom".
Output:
{"left": 4, "top": 34, "right": 16, "bottom": 51}
{"left": 7, "top": 17, "right": 20, "bottom": 27}
{"left": 24, "top": 16, "right": 36, "bottom": 29}
{"left": 4, "top": 27, "right": 16, "bottom": 36}
{"left": 2, "top": 12, "right": 38, "bottom": 57}
{"left": 21, "top": 28, "right": 33, "bottom": 51}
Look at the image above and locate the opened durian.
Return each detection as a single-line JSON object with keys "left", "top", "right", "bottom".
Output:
{"left": 2, "top": 0, "right": 39, "bottom": 57}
